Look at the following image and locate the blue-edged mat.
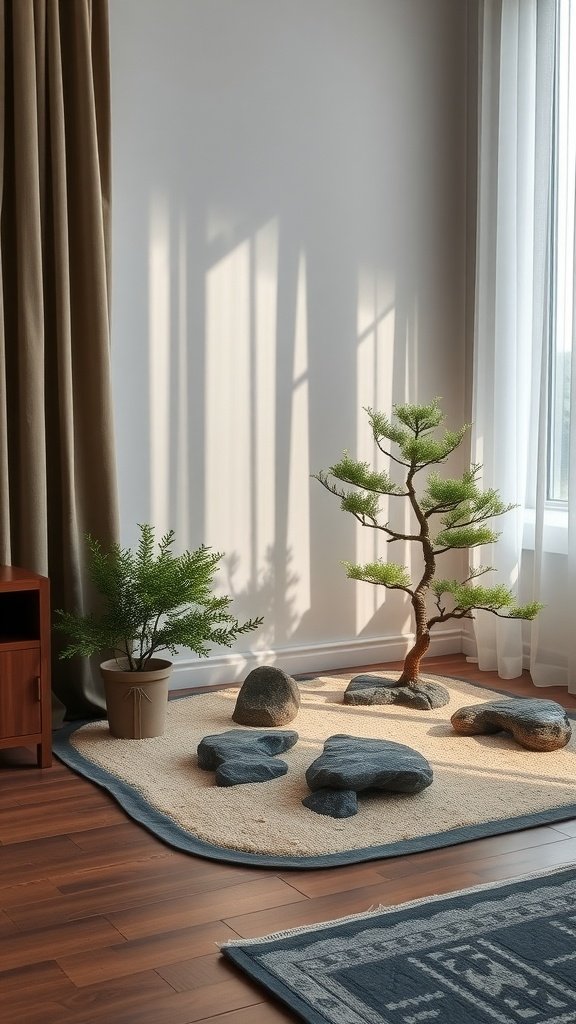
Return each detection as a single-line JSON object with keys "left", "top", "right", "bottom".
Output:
{"left": 221, "top": 863, "right": 576, "bottom": 1023}
{"left": 53, "top": 675, "right": 576, "bottom": 869}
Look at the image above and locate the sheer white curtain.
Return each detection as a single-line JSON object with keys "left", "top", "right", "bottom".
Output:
{"left": 472, "top": 0, "right": 576, "bottom": 693}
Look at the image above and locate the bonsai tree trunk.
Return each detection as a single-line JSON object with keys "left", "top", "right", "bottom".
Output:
{"left": 398, "top": 630, "right": 430, "bottom": 685}
{"left": 397, "top": 589, "right": 428, "bottom": 684}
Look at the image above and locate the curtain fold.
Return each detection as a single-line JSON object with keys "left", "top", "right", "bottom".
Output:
{"left": 0, "top": 0, "right": 119, "bottom": 717}
{"left": 473, "top": 0, "right": 576, "bottom": 693}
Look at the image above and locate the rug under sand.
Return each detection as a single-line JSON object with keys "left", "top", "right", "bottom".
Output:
{"left": 54, "top": 672, "right": 576, "bottom": 867}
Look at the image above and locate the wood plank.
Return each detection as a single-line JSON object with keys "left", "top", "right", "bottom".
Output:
{"left": 56, "top": 852, "right": 261, "bottom": 895}
{"left": 0, "top": 964, "right": 76, "bottom": 1024}
{"left": 193, "top": 1003, "right": 298, "bottom": 1023}
{"left": 1, "top": 1000, "right": 64, "bottom": 1024}
{"left": 0, "top": 916, "right": 125, "bottom": 971}
{"left": 373, "top": 824, "right": 570, "bottom": 881}
{"left": 156, "top": 951, "right": 238, "bottom": 991}
{"left": 108, "top": 875, "right": 309, "bottom": 940}
{"left": 66, "top": 821, "right": 161, "bottom": 852}
{"left": 0, "top": 878, "right": 60, "bottom": 910}
{"left": 0, "top": 959, "right": 75, "bottom": 1003}
{"left": 0, "top": 776, "right": 99, "bottom": 810}
{"left": 54, "top": 969, "right": 175, "bottom": 1023}
{"left": 465, "top": 835, "right": 576, "bottom": 881}
{"left": 0, "top": 799, "right": 127, "bottom": 844}
{"left": 59, "top": 977, "right": 263, "bottom": 1024}
{"left": 278, "top": 863, "right": 389, "bottom": 898}
{"left": 57, "top": 921, "right": 240, "bottom": 987}
{"left": 0, "top": 909, "right": 18, "bottom": 935}
{"left": 225, "top": 869, "right": 484, "bottom": 939}
{"left": 0, "top": 834, "right": 84, "bottom": 876}
{"left": 550, "top": 819, "right": 576, "bottom": 838}
{"left": 0, "top": 841, "right": 169, "bottom": 888}
{"left": 7, "top": 860, "right": 277, "bottom": 929}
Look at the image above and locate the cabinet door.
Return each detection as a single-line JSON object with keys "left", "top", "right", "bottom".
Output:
{"left": 0, "top": 649, "right": 42, "bottom": 739}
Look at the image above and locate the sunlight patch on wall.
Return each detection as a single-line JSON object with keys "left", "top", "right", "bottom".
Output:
{"left": 253, "top": 221, "right": 278, "bottom": 578}
{"left": 204, "top": 221, "right": 279, "bottom": 620}
{"left": 175, "top": 212, "right": 189, "bottom": 542}
{"left": 355, "top": 266, "right": 396, "bottom": 635}
{"left": 287, "top": 251, "right": 311, "bottom": 623}
{"left": 148, "top": 194, "right": 171, "bottom": 532}
{"left": 205, "top": 238, "right": 251, "bottom": 589}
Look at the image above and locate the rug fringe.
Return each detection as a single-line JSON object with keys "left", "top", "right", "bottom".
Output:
{"left": 219, "top": 862, "right": 576, "bottom": 949}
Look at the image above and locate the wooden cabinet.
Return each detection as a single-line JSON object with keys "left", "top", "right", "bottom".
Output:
{"left": 0, "top": 567, "right": 51, "bottom": 768}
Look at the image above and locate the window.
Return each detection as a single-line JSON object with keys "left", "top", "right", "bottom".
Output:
{"left": 548, "top": 0, "right": 576, "bottom": 503}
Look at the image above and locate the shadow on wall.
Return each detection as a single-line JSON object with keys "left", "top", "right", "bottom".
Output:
{"left": 110, "top": 0, "right": 467, "bottom": 659}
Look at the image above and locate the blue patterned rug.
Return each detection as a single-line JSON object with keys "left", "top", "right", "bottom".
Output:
{"left": 222, "top": 864, "right": 576, "bottom": 1023}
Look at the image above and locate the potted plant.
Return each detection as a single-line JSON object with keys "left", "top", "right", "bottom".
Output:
{"left": 313, "top": 398, "right": 542, "bottom": 709}
{"left": 54, "top": 524, "right": 263, "bottom": 738}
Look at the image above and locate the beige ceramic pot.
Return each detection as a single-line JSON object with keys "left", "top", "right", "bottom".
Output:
{"left": 100, "top": 658, "right": 173, "bottom": 739}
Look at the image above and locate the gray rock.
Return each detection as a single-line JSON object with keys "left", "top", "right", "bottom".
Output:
{"left": 306, "top": 734, "right": 433, "bottom": 794}
{"left": 215, "top": 756, "right": 289, "bottom": 786}
{"left": 232, "top": 666, "right": 301, "bottom": 726}
{"left": 302, "top": 788, "right": 358, "bottom": 818}
{"left": 197, "top": 729, "right": 298, "bottom": 770}
{"left": 451, "top": 699, "right": 572, "bottom": 752}
{"left": 344, "top": 674, "right": 450, "bottom": 710}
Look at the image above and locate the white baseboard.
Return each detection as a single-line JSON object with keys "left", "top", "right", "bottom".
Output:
{"left": 169, "top": 628, "right": 464, "bottom": 689}
{"left": 461, "top": 632, "right": 477, "bottom": 659}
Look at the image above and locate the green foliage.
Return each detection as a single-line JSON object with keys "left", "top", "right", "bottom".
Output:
{"left": 340, "top": 490, "right": 381, "bottom": 520}
{"left": 507, "top": 602, "right": 544, "bottom": 620}
{"left": 431, "top": 580, "right": 544, "bottom": 620}
{"left": 421, "top": 468, "right": 481, "bottom": 510}
{"left": 394, "top": 399, "right": 444, "bottom": 432}
{"left": 54, "top": 524, "right": 263, "bottom": 671}
{"left": 399, "top": 427, "right": 469, "bottom": 466}
{"left": 327, "top": 453, "right": 400, "bottom": 494}
{"left": 343, "top": 560, "right": 411, "bottom": 589}
{"left": 432, "top": 579, "right": 515, "bottom": 610}
{"left": 368, "top": 399, "right": 468, "bottom": 466}
{"left": 366, "top": 407, "right": 410, "bottom": 447}
{"left": 433, "top": 525, "right": 500, "bottom": 549}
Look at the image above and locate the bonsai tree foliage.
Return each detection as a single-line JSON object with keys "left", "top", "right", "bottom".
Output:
{"left": 314, "top": 399, "right": 541, "bottom": 699}
{"left": 54, "top": 524, "right": 263, "bottom": 671}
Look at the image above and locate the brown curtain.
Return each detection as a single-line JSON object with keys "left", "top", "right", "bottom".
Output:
{"left": 0, "top": 0, "right": 119, "bottom": 718}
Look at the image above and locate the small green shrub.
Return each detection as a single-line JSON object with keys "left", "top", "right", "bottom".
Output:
{"left": 54, "top": 524, "right": 263, "bottom": 671}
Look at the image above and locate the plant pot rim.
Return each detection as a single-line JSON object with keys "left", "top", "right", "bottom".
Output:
{"left": 100, "top": 657, "right": 173, "bottom": 675}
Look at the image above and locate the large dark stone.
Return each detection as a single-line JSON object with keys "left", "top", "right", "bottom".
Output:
{"left": 197, "top": 729, "right": 298, "bottom": 770}
{"left": 215, "top": 756, "right": 289, "bottom": 787}
{"left": 344, "top": 674, "right": 450, "bottom": 710}
{"left": 305, "top": 734, "right": 433, "bottom": 795}
{"left": 451, "top": 699, "right": 572, "bottom": 752}
{"left": 302, "top": 788, "right": 358, "bottom": 818}
{"left": 232, "top": 666, "right": 301, "bottom": 726}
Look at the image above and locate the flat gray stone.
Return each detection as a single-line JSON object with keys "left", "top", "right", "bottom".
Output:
{"left": 233, "top": 666, "right": 301, "bottom": 726}
{"left": 344, "top": 675, "right": 450, "bottom": 710}
{"left": 197, "top": 729, "right": 298, "bottom": 770}
{"left": 302, "top": 788, "right": 358, "bottom": 818}
{"left": 215, "top": 756, "right": 288, "bottom": 786}
{"left": 305, "top": 734, "right": 433, "bottom": 794}
{"left": 451, "top": 699, "right": 572, "bottom": 752}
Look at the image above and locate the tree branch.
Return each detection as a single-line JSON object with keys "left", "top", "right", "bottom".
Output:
{"left": 427, "top": 608, "right": 474, "bottom": 628}
{"left": 374, "top": 438, "right": 410, "bottom": 467}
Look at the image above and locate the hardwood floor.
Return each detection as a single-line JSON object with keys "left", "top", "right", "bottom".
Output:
{"left": 1, "top": 654, "right": 575, "bottom": 1023}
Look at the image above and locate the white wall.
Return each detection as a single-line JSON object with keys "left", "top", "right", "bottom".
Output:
{"left": 109, "top": 0, "right": 469, "bottom": 686}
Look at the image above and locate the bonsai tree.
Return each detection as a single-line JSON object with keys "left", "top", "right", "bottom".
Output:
{"left": 54, "top": 524, "right": 263, "bottom": 671}
{"left": 313, "top": 399, "right": 542, "bottom": 709}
